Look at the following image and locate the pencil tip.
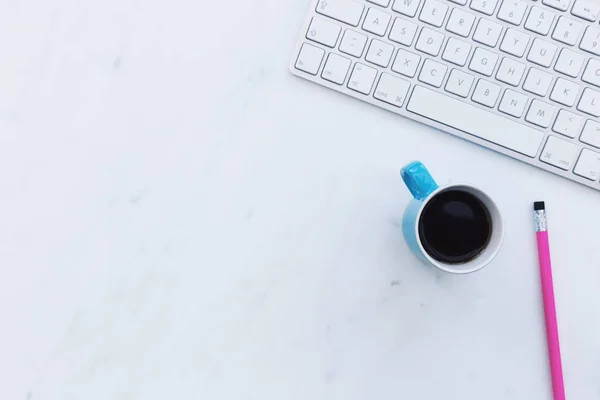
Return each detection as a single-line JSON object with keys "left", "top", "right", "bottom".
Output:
{"left": 534, "top": 201, "right": 545, "bottom": 211}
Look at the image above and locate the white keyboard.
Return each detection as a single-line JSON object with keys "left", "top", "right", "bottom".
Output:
{"left": 290, "top": 0, "right": 600, "bottom": 191}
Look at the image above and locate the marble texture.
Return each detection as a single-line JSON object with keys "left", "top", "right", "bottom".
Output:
{"left": 1, "top": 0, "right": 599, "bottom": 399}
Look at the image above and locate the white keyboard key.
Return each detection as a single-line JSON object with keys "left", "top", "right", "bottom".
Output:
{"left": 392, "top": 0, "right": 421, "bottom": 17}
{"left": 540, "top": 136, "right": 579, "bottom": 170}
{"left": 419, "top": 0, "right": 448, "bottom": 27}
{"left": 348, "top": 63, "right": 378, "bottom": 94}
{"left": 470, "top": 0, "right": 499, "bottom": 16}
{"left": 322, "top": 53, "right": 352, "bottom": 84}
{"left": 469, "top": 47, "right": 498, "bottom": 76}
{"left": 496, "top": 57, "right": 526, "bottom": 86}
{"left": 498, "top": 89, "right": 528, "bottom": 117}
{"left": 578, "top": 88, "right": 600, "bottom": 117}
{"left": 523, "top": 68, "right": 553, "bottom": 96}
{"left": 418, "top": 59, "right": 448, "bottom": 87}
{"left": 472, "top": 79, "right": 501, "bottom": 107}
{"left": 574, "top": 148, "right": 600, "bottom": 180}
{"left": 415, "top": 28, "right": 445, "bottom": 56}
{"left": 580, "top": 26, "right": 600, "bottom": 56}
{"left": 580, "top": 120, "right": 600, "bottom": 148}
{"left": 374, "top": 73, "right": 411, "bottom": 107}
{"left": 368, "top": 0, "right": 391, "bottom": 6}
{"left": 524, "top": 6, "right": 555, "bottom": 36}
{"left": 316, "top": 0, "right": 365, "bottom": 26}
{"left": 442, "top": 37, "right": 472, "bottom": 66}
{"left": 445, "top": 69, "right": 475, "bottom": 97}
{"left": 497, "top": 0, "right": 528, "bottom": 26}
{"left": 473, "top": 18, "right": 503, "bottom": 47}
{"left": 363, "top": 8, "right": 392, "bottom": 36}
{"left": 554, "top": 49, "right": 585, "bottom": 78}
{"left": 389, "top": 18, "right": 418, "bottom": 46}
{"left": 366, "top": 39, "right": 395, "bottom": 67}
{"left": 551, "top": 17, "right": 583, "bottom": 46}
{"left": 295, "top": 43, "right": 325, "bottom": 74}
{"left": 307, "top": 17, "right": 342, "bottom": 47}
{"left": 527, "top": 38, "right": 557, "bottom": 67}
{"left": 446, "top": 8, "right": 476, "bottom": 37}
{"left": 571, "top": 0, "right": 600, "bottom": 22}
{"left": 542, "top": 0, "right": 571, "bottom": 12}
{"left": 553, "top": 109, "right": 584, "bottom": 138}
{"left": 406, "top": 86, "right": 544, "bottom": 157}
{"left": 550, "top": 78, "right": 581, "bottom": 107}
{"left": 392, "top": 49, "right": 421, "bottom": 77}
{"left": 500, "top": 28, "right": 530, "bottom": 57}
{"left": 582, "top": 59, "right": 600, "bottom": 88}
{"left": 526, "top": 99, "right": 556, "bottom": 128}
{"left": 339, "top": 29, "right": 368, "bottom": 57}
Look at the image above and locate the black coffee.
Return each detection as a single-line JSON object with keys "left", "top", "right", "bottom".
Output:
{"left": 419, "top": 189, "right": 492, "bottom": 264}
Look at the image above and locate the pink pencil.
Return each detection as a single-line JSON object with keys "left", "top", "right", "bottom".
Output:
{"left": 534, "top": 201, "right": 566, "bottom": 400}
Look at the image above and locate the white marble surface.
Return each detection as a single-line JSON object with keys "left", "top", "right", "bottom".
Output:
{"left": 1, "top": 0, "right": 599, "bottom": 399}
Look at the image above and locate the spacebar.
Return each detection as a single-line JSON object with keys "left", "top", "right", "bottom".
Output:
{"left": 406, "top": 86, "right": 544, "bottom": 158}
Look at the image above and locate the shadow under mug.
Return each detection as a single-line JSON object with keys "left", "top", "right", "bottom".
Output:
{"left": 400, "top": 161, "right": 504, "bottom": 274}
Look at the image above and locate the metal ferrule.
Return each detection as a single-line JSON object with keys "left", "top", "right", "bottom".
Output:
{"left": 534, "top": 210, "right": 548, "bottom": 232}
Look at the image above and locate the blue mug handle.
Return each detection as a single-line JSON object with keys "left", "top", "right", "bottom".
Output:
{"left": 401, "top": 161, "right": 439, "bottom": 200}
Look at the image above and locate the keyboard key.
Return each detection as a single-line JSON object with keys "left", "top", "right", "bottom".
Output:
{"left": 523, "top": 68, "right": 553, "bottom": 96}
{"left": 366, "top": 39, "right": 395, "bottom": 67}
{"left": 500, "top": 28, "right": 530, "bottom": 57}
{"left": 496, "top": 57, "right": 526, "bottom": 86}
{"left": 554, "top": 49, "right": 585, "bottom": 78}
{"left": 446, "top": 8, "right": 476, "bottom": 37}
{"left": 473, "top": 18, "right": 503, "bottom": 47}
{"left": 527, "top": 38, "right": 557, "bottom": 67}
{"left": 389, "top": 18, "right": 418, "bottom": 46}
{"left": 579, "top": 26, "right": 600, "bottom": 56}
{"left": 322, "top": 53, "right": 352, "bottom": 84}
{"left": 550, "top": 78, "right": 581, "bottom": 107}
{"left": 307, "top": 17, "right": 342, "bottom": 47}
{"left": 419, "top": 0, "right": 448, "bottom": 27}
{"left": 574, "top": 148, "right": 600, "bottom": 180}
{"left": 406, "top": 86, "right": 544, "bottom": 157}
{"left": 392, "top": 0, "right": 421, "bottom": 17}
{"left": 540, "top": 136, "right": 579, "bottom": 170}
{"left": 415, "top": 27, "right": 445, "bottom": 56}
{"left": 571, "top": 0, "right": 600, "bottom": 22}
{"left": 542, "top": 0, "right": 571, "bottom": 12}
{"left": 582, "top": 59, "right": 600, "bottom": 87}
{"left": 368, "top": 0, "right": 391, "bottom": 6}
{"left": 497, "top": 0, "right": 528, "bottom": 26}
{"left": 363, "top": 7, "right": 392, "bottom": 36}
{"left": 580, "top": 120, "right": 600, "bottom": 147}
{"left": 553, "top": 109, "right": 584, "bottom": 138}
{"left": 498, "top": 89, "right": 528, "bottom": 117}
{"left": 551, "top": 17, "right": 583, "bottom": 46}
{"left": 526, "top": 99, "right": 556, "bottom": 128}
{"left": 339, "top": 29, "right": 368, "bottom": 57}
{"left": 295, "top": 43, "right": 325, "bottom": 74}
{"left": 472, "top": 79, "right": 501, "bottom": 107}
{"left": 524, "top": 6, "right": 555, "bottom": 36}
{"left": 392, "top": 49, "right": 421, "bottom": 77}
{"left": 470, "top": 0, "right": 499, "bottom": 16}
{"left": 445, "top": 69, "right": 475, "bottom": 97}
{"left": 442, "top": 37, "right": 472, "bottom": 66}
{"left": 374, "top": 73, "right": 411, "bottom": 107}
{"left": 316, "top": 0, "right": 365, "bottom": 26}
{"left": 469, "top": 47, "right": 498, "bottom": 76}
{"left": 578, "top": 88, "right": 600, "bottom": 117}
{"left": 348, "top": 63, "right": 378, "bottom": 94}
{"left": 418, "top": 59, "right": 447, "bottom": 87}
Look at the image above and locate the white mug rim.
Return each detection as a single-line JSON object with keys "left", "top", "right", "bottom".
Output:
{"left": 414, "top": 183, "right": 504, "bottom": 274}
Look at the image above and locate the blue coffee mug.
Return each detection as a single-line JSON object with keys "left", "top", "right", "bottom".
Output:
{"left": 400, "top": 161, "right": 504, "bottom": 274}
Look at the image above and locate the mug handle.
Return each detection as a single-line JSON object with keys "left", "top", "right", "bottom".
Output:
{"left": 401, "top": 161, "right": 439, "bottom": 201}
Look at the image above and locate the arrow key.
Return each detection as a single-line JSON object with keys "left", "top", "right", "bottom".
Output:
{"left": 553, "top": 110, "right": 584, "bottom": 139}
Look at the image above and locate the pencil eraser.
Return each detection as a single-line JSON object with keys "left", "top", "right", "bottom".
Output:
{"left": 534, "top": 201, "right": 545, "bottom": 211}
